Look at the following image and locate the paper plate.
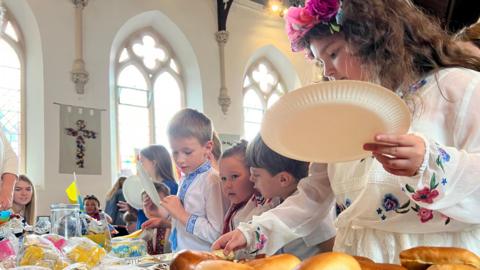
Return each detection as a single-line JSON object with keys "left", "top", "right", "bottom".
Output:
{"left": 137, "top": 163, "right": 162, "bottom": 208}
{"left": 261, "top": 80, "right": 411, "bottom": 163}
{"left": 122, "top": 175, "right": 144, "bottom": 210}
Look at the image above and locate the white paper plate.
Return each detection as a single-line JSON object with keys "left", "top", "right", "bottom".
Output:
{"left": 261, "top": 80, "right": 411, "bottom": 163}
{"left": 122, "top": 175, "right": 144, "bottom": 210}
{"left": 137, "top": 163, "right": 162, "bottom": 208}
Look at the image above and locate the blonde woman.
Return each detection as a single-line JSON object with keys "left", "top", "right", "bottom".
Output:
{"left": 105, "top": 176, "right": 127, "bottom": 225}
{"left": 12, "top": 175, "right": 36, "bottom": 225}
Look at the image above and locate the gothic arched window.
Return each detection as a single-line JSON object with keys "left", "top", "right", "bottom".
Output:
{"left": 115, "top": 28, "right": 184, "bottom": 173}
{"left": 243, "top": 59, "right": 285, "bottom": 141}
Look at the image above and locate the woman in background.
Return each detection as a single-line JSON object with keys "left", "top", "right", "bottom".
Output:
{"left": 105, "top": 176, "right": 127, "bottom": 226}
{"left": 139, "top": 145, "right": 178, "bottom": 195}
{"left": 12, "top": 175, "right": 35, "bottom": 225}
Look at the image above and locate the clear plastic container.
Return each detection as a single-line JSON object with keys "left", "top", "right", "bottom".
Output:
{"left": 50, "top": 204, "right": 81, "bottom": 238}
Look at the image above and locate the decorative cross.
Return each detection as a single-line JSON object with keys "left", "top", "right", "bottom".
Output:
{"left": 65, "top": 119, "right": 97, "bottom": 168}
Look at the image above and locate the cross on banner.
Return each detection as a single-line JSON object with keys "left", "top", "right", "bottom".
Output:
{"left": 65, "top": 119, "right": 97, "bottom": 168}
{"left": 59, "top": 104, "right": 102, "bottom": 175}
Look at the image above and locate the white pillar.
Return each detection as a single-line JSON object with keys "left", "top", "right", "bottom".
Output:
{"left": 71, "top": 0, "right": 89, "bottom": 95}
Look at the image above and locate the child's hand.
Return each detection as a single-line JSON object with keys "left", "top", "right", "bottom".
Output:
{"left": 211, "top": 229, "right": 247, "bottom": 256}
{"left": 143, "top": 195, "right": 159, "bottom": 216}
{"left": 141, "top": 217, "right": 171, "bottom": 230}
{"left": 363, "top": 133, "right": 425, "bottom": 176}
{"left": 162, "top": 195, "right": 189, "bottom": 225}
{"left": 117, "top": 201, "right": 131, "bottom": 212}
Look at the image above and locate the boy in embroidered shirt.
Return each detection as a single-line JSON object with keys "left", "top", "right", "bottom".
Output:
{"left": 162, "top": 108, "right": 226, "bottom": 252}
{"left": 239, "top": 134, "right": 335, "bottom": 259}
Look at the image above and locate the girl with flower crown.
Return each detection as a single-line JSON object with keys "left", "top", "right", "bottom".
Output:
{"left": 213, "top": 0, "right": 480, "bottom": 263}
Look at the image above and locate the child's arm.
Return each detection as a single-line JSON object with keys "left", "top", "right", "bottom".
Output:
{"left": 213, "top": 163, "right": 334, "bottom": 255}
{"left": 392, "top": 70, "right": 480, "bottom": 223}
{"left": 162, "top": 195, "right": 190, "bottom": 225}
{"left": 162, "top": 174, "right": 225, "bottom": 243}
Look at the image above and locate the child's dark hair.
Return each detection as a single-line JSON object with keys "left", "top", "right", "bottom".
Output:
{"left": 167, "top": 108, "right": 213, "bottom": 145}
{"left": 84, "top": 195, "right": 101, "bottom": 207}
{"left": 221, "top": 139, "right": 248, "bottom": 161}
{"left": 123, "top": 211, "right": 137, "bottom": 223}
{"left": 246, "top": 134, "right": 309, "bottom": 181}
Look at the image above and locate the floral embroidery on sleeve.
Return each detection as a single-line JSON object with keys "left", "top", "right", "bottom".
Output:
{"left": 249, "top": 226, "right": 267, "bottom": 254}
{"left": 377, "top": 193, "right": 451, "bottom": 224}
{"left": 436, "top": 146, "right": 450, "bottom": 172}
{"left": 404, "top": 145, "right": 450, "bottom": 205}
{"left": 376, "top": 193, "right": 410, "bottom": 220}
{"left": 411, "top": 204, "right": 434, "bottom": 223}
{"left": 377, "top": 145, "right": 452, "bottom": 225}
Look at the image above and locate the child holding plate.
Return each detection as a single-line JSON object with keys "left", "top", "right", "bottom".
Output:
{"left": 213, "top": 0, "right": 480, "bottom": 263}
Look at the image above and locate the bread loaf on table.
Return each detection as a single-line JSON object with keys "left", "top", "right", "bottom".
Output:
{"left": 195, "top": 260, "right": 254, "bottom": 270}
{"left": 358, "top": 261, "right": 408, "bottom": 270}
{"left": 293, "top": 252, "right": 361, "bottom": 270}
{"left": 427, "top": 265, "right": 478, "bottom": 270}
{"left": 244, "top": 253, "right": 301, "bottom": 270}
{"left": 399, "top": 247, "right": 480, "bottom": 270}
{"left": 170, "top": 250, "right": 220, "bottom": 270}
{"left": 354, "top": 256, "right": 375, "bottom": 265}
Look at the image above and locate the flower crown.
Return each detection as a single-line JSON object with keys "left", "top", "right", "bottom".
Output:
{"left": 285, "top": 0, "right": 344, "bottom": 52}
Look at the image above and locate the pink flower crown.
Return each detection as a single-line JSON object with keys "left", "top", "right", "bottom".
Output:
{"left": 285, "top": 0, "right": 343, "bottom": 52}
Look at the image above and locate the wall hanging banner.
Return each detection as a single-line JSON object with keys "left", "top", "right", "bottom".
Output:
{"left": 59, "top": 104, "right": 102, "bottom": 174}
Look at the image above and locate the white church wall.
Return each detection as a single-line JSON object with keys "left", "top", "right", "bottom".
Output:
{"left": 4, "top": 0, "right": 313, "bottom": 215}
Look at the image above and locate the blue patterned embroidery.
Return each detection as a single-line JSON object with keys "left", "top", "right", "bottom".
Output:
{"left": 186, "top": 214, "right": 198, "bottom": 233}
{"left": 170, "top": 161, "right": 212, "bottom": 251}
{"left": 169, "top": 227, "right": 178, "bottom": 251}
{"left": 438, "top": 148, "right": 450, "bottom": 162}
{"left": 409, "top": 79, "right": 427, "bottom": 93}
{"left": 435, "top": 144, "right": 450, "bottom": 173}
{"left": 441, "top": 178, "right": 448, "bottom": 186}
{"left": 178, "top": 161, "right": 212, "bottom": 203}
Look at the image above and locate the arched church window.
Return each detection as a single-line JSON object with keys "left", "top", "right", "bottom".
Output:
{"left": 115, "top": 28, "right": 184, "bottom": 173}
{"left": 0, "top": 4, "right": 25, "bottom": 170}
{"left": 243, "top": 59, "right": 286, "bottom": 141}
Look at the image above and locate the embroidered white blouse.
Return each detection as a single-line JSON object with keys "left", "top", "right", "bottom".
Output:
{"left": 229, "top": 196, "right": 280, "bottom": 232}
{"left": 234, "top": 193, "right": 336, "bottom": 260}
{"left": 236, "top": 68, "right": 480, "bottom": 263}
{"left": 171, "top": 167, "right": 227, "bottom": 252}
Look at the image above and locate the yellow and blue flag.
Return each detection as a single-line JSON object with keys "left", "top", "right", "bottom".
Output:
{"left": 65, "top": 172, "right": 84, "bottom": 211}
